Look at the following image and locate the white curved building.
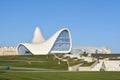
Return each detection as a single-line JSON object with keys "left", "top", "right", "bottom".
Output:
{"left": 17, "top": 27, "right": 72, "bottom": 55}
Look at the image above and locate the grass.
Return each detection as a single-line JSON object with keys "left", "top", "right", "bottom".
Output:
{"left": 69, "top": 59, "right": 83, "bottom": 66}
{"left": 0, "top": 55, "right": 68, "bottom": 70}
{"left": 0, "top": 55, "right": 120, "bottom": 80}
{"left": 81, "top": 61, "right": 95, "bottom": 66}
{"left": 0, "top": 71, "right": 120, "bottom": 80}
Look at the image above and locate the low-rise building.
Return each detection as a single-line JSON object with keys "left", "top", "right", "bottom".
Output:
{"left": 0, "top": 46, "right": 18, "bottom": 56}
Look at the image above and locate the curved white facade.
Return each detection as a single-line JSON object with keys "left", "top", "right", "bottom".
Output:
{"left": 17, "top": 27, "right": 72, "bottom": 55}
{"left": 32, "top": 27, "right": 45, "bottom": 43}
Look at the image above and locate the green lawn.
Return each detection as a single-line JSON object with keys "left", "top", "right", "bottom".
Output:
{"left": 0, "top": 55, "right": 68, "bottom": 70}
{"left": 0, "top": 55, "right": 120, "bottom": 80}
{"left": 0, "top": 71, "right": 120, "bottom": 80}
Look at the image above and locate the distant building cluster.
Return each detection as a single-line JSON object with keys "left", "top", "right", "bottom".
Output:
{"left": 0, "top": 46, "right": 17, "bottom": 56}
{"left": 72, "top": 46, "right": 111, "bottom": 54}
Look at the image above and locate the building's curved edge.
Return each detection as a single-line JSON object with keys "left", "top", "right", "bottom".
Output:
{"left": 17, "top": 28, "right": 72, "bottom": 55}
{"left": 17, "top": 43, "right": 34, "bottom": 55}
{"left": 49, "top": 28, "right": 72, "bottom": 53}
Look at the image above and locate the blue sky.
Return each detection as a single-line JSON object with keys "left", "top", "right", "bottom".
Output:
{"left": 0, "top": 0, "right": 120, "bottom": 53}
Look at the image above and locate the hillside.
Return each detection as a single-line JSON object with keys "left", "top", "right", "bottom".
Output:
{"left": 0, "top": 55, "right": 68, "bottom": 71}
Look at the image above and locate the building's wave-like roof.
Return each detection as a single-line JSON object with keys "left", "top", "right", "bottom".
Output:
{"left": 17, "top": 28, "right": 72, "bottom": 55}
{"left": 32, "top": 27, "right": 45, "bottom": 43}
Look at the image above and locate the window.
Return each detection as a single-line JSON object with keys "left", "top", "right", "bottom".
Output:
{"left": 18, "top": 45, "right": 32, "bottom": 55}
{"left": 51, "top": 30, "right": 70, "bottom": 51}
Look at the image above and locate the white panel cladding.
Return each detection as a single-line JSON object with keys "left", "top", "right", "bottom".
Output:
{"left": 32, "top": 27, "right": 45, "bottom": 43}
{"left": 17, "top": 28, "right": 72, "bottom": 55}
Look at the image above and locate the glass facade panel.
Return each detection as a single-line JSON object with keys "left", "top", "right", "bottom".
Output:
{"left": 18, "top": 45, "right": 32, "bottom": 55}
{"left": 51, "top": 30, "right": 70, "bottom": 51}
